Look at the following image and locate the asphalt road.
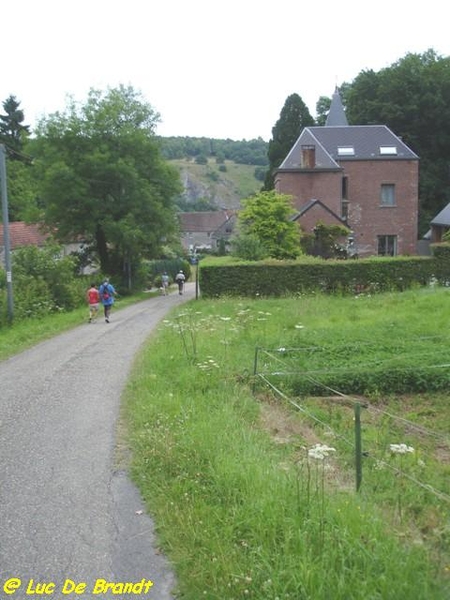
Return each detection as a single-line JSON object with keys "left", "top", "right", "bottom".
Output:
{"left": 0, "top": 283, "right": 195, "bottom": 599}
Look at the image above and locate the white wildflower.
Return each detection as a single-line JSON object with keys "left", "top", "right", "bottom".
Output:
{"left": 308, "top": 443, "right": 336, "bottom": 460}
{"left": 389, "top": 443, "right": 414, "bottom": 455}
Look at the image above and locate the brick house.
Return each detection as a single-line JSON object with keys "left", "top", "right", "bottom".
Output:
{"left": 275, "top": 88, "right": 419, "bottom": 256}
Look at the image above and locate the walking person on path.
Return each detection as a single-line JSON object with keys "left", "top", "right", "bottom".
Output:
{"left": 86, "top": 282, "right": 100, "bottom": 323}
{"left": 99, "top": 278, "right": 117, "bottom": 323}
{"left": 175, "top": 270, "right": 185, "bottom": 295}
{"left": 161, "top": 272, "right": 170, "bottom": 296}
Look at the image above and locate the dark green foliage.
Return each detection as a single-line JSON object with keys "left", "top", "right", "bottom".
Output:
{"left": 0, "top": 95, "right": 30, "bottom": 160}
{"left": 195, "top": 154, "right": 208, "bottom": 165}
{"left": 344, "top": 50, "right": 450, "bottom": 236}
{"left": 307, "top": 221, "right": 351, "bottom": 258}
{"left": 158, "top": 136, "right": 269, "bottom": 166}
{"left": 289, "top": 365, "right": 450, "bottom": 397}
{"left": 147, "top": 258, "right": 191, "bottom": 288}
{"left": 230, "top": 233, "right": 268, "bottom": 261}
{"left": 0, "top": 244, "right": 86, "bottom": 324}
{"left": 199, "top": 255, "right": 443, "bottom": 298}
{"left": 263, "top": 93, "right": 315, "bottom": 190}
{"left": 32, "top": 85, "right": 182, "bottom": 282}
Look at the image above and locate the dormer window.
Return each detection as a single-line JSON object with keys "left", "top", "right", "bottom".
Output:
{"left": 337, "top": 146, "right": 355, "bottom": 156}
{"left": 379, "top": 146, "right": 397, "bottom": 155}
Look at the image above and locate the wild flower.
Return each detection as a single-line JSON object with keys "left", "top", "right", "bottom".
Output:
{"left": 308, "top": 443, "right": 336, "bottom": 460}
{"left": 197, "top": 358, "right": 220, "bottom": 371}
{"left": 295, "top": 324, "right": 304, "bottom": 329}
{"left": 390, "top": 443, "right": 414, "bottom": 455}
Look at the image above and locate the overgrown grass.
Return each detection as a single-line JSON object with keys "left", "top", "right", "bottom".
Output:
{"left": 123, "top": 287, "right": 450, "bottom": 599}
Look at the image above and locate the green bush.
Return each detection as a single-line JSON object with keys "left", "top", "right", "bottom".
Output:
{"left": 0, "top": 243, "right": 87, "bottom": 325}
{"left": 199, "top": 255, "right": 443, "bottom": 298}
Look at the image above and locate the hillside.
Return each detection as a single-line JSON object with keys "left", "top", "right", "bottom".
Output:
{"left": 170, "top": 158, "right": 264, "bottom": 210}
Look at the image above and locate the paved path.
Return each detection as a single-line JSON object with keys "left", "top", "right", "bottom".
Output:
{"left": 0, "top": 284, "right": 195, "bottom": 599}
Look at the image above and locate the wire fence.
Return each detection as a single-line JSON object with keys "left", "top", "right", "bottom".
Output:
{"left": 253, "top": 345, "right": 450, "bottom": 505}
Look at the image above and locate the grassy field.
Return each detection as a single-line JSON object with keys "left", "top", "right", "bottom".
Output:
{"left": 2, "top": 286, "right": 450, "bottom": 598}
{"left": 123, "top": 287, "right": 450, "bottom": 599}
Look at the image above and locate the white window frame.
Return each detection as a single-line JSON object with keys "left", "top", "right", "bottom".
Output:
{"left": 380, "top": 183, "right": 396, "bottom": 206}
{"left": 377, "top": 235, "right": 397, "bottom": 256}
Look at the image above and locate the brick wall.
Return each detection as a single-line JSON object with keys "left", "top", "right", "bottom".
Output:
{"left": 276, "top": 159, "right": 419, "bottom": 256}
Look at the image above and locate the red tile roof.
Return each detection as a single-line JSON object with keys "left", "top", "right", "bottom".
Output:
{"left": 0, "top": 222, "right": 50, "bottom": 249}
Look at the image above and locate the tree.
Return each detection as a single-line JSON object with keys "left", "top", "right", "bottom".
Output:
{"left": 235, "top": 191, "right": 302, "bottom": 259}
{"left": 345, "top": 50, "right": 450, "bottom": 235}
{"left": 0, "top": 95, "right": 30, "bottom": 160}
{"left": 315, "top": 96, "right": 331, "bottom": 126}
{"left": 32, "top": 85, "right": 182, "bottom": 284}
{"left": 263, "top": 94, "right": 314, "bottom": 190}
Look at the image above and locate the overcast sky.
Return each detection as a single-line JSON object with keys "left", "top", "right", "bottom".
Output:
{"left": 2, "top": 0, "right": 449, "bottom": 142}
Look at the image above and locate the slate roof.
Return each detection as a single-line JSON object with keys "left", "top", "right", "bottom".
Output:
{"left": 178, "top": 211, "right": 234, "bottom": 233}
{"left": 0, "top": 222, "right": 49, "bottom": 249}
{"left": 326, "top": 88, "right": 349, "bottom": 126}
{"left": 430, "top": 203, "right": 450, "bottom": 226}
{"left": 291, "top": 199, "right": 346, "bottom": 224}
{"left": 279, "top": 125, "right": 419, "bottom": 170}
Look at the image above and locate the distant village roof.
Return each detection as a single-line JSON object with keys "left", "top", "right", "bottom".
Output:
{"left": 0, "top": 222, "right": 49, "bottom": 249}
{"left": 325, "top": 87, "right": 349, "bottom": 126}
{"left": 178, "top": 210, "right": 233, "bottom": 233}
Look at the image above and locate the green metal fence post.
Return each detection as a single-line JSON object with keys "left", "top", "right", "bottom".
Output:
{"left": 354, "top": 402, "right": 363, "bottom": 492}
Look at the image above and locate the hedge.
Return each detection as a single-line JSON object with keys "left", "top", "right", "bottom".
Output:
{"left": 198, "top": 252, "right": 450, "bottom": 298}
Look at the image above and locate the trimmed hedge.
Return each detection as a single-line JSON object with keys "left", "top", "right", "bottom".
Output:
{"left": 199, "top": 254, "right": 450, "bottom": 298}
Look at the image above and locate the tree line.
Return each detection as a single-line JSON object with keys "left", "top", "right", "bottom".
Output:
{"left": 158, "top": 136, "right": 269, "bottom": 166}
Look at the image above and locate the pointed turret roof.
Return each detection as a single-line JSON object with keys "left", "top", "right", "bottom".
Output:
{"left": 325, "top": 87, "right": 348, "bottom": 126}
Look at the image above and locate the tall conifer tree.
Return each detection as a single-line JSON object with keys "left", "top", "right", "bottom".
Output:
{"left": 263, "top": 93, "right": 314, "bottom": 190}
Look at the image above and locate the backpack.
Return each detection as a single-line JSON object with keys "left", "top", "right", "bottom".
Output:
{"left": 101, "top": 284, "right": 110, "bottom": 300}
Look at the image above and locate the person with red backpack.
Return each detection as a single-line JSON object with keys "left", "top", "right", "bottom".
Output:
{"left": 99, "top": 278, "right": 117, "bottom": 323}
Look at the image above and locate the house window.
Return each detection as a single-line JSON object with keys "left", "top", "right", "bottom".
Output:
{"left": 380, "top": 146, "right": 397, "bottom": 155}
{"left": 377, "top": 235, "right": 397, "bottom": 256}
{"left": 380, "top": 184, "right": 396, "bottom": 206}
{"left": 337, "top": 146, "right": 355, "bottom": 156}
{"left": 341, "top": 200, "right": 349, "bottom": 221}
{"left": 342, "top": 176, "right": 348, "bottom": 200}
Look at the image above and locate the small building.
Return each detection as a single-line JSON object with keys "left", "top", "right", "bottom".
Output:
{"left": 0, "top": 222, "right": 50, "bottom": 267}
{"left": 275, "top": 88, "right": 419, "bottom": 256}
{"left": 429, "top": 202, "right": 450, "bottom": 243}
{"left": 178, "top": 210, "right": 235, "bottom": 252}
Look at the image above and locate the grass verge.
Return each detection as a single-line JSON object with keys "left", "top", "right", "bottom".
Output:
{"left": 123, "top": 288, "right": 450, "bottom": 599}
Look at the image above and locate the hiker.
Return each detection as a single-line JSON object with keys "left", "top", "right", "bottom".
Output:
{"left": 175, "top": 270, "right": 185, "bottom": 295}
{"left": 99, "top": 278, "right": 117, "bottom": 323}
{"left": 86, "top": 283, "right": 100, "bottom": 323}
{"left": 161, "top": 272, "right": 170, "bottom": 295}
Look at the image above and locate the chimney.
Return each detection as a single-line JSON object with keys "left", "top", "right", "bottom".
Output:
{"left": 301, "top": 145, "right": 316, "bottom": 168}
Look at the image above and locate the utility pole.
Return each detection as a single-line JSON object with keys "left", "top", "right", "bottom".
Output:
{"left": 0, "top": 144, "right": 14, "bottom": 322}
